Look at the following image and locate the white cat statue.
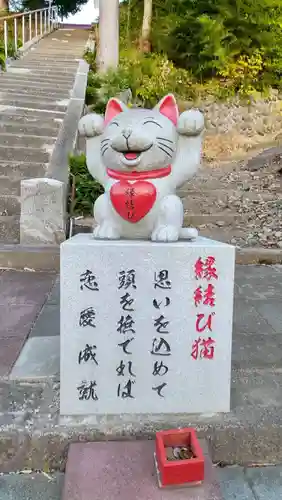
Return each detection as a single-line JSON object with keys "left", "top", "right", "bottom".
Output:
{"left": 78, "top": 94, "right": 204, "bottom": 242}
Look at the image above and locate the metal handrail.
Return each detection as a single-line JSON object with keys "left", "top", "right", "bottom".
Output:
{"left": 0, "top": 6, "right": 59, "bottom": 62}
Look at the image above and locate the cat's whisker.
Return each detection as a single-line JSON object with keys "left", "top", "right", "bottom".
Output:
{"left": 156, "top": 137, "right": 174, "bottom": 144}
{"left": 157, "top": 141, "right": 174, "bottom": 153}
{"left": 157, "top": 145, "right": 172, "bottom": 158}
{"left": 101, "top": 138, "right": 110, "bottom": 145}
{"left": 101, "top": 146, "right": 109, "bottom": 156}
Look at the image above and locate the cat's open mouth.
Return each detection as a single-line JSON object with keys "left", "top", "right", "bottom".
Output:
{"left": 123, "top": 152, "right": 141, "bottom": 161}
{"left": 120, "top": 151, "right": 144, "bottom": 168}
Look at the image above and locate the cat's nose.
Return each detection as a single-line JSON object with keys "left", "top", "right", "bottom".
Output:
{"left": 122, "top": 128, "right": 132, "bottom": 140}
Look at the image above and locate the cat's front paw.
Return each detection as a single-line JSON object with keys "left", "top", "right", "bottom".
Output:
{"left": 151, "top": 225, "right": 180, "bottom": 242}
{"left": 78, "top": 113, "right": 104, "bottom": 138}
{"left": 177, "top": 110, "right": 205, "bottom": 137}
{"left": 93, "top": 223, "right": 120, "bottom": 240}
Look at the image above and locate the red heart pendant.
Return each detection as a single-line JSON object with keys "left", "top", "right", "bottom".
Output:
{"left": 110, "top": 180, "right": 157, "bottom": 223}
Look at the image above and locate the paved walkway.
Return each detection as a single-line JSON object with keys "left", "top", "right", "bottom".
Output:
{"left": 0, "top": 269, "right": 56, "bottom": 377}
{"left": 1, "top": 464, "right": 282, "bottom": 499}
{"left": 0, "top": 264, "right": 281, "bottom": 472}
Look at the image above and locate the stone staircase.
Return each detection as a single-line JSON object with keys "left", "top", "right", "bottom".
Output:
{"left": 0, "top": 28, "right": 89, "bottom": 245}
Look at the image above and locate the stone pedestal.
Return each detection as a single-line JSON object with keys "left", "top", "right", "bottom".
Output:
{"left": 60, "top": 234, "right": 235, "bottom": 416}
{"left": 20, "top": 178, "right": 66, "bottom": 245}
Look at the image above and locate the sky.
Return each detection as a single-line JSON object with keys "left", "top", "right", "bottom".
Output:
{"left": 62, "top": 0, "right": 124, "bottom": 24}
{"left": 62, "top": 0, "right": 99, "bottom": 23}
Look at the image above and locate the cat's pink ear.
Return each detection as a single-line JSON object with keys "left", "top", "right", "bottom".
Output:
{"left": 104, "top": 98, "right": 125, "bottom": 125}
{"left": 157, "top": 94, "right": 179, "bottom": 125}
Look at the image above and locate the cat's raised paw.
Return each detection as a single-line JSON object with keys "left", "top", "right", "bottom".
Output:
{"left": 78, "top": 113, "right": 104, "bottom": 138}
{"left": 177, "top": 110, "right": 204, "bottom": 137}
{"left": 93, "top": 223, "right": 120, "bottom": 240}
{"left": 151, "top": 225, "right": 179, "bottom": 242}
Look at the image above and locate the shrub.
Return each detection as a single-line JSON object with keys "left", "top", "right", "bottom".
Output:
{"left": 69, "top": 154, "right": 104, "bottom": 216}
{"left": 119, "top": 0, "right": 282, "bottom": 93}
{"left": 85, "top": 49, "right": 197, "bottom": 112}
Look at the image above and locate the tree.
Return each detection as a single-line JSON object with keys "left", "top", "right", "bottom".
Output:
{"left": 0, "top": 0, "right": 8, "bottom": 12}
{"left": 98, "top": 0, "right": 119, "bottom": 71}
{"left": 140, "top": 0, "right": 152, "bottom": 52}
{"left": 22, "top": 0, "right": 88, "bottom": 17}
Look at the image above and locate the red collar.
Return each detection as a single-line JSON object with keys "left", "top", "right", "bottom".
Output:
{"left": 107, "top": 166, "right": 171, "bottom": 181}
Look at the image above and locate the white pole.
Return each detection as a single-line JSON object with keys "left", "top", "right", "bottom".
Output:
{"left": 4, "top": 20, "right": 8, "bottom": 60}
{"left": 98, "top": 0, "right": 119, "bottom": 72}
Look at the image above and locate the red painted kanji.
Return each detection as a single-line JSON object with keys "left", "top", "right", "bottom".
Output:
{"left": 194, "top": 256, "right": 218, "bottom": 281}
{"left": 194, "top": 286, "right": 203, "bottom": 306}
{"left": 191, "top": 336, "right": 216, "bottom": 360}
{"left": 203, "top": 284, "right": 216, "bottom": 307}
{"left": 194, "top": 258, "right": 205, "bottom": 279}
{"left": 194, "top": 284, "right": 215, "bottom": 307}
{"left": 203, "top": 256, "right": 218, "bottom": 281}
{"left": 196, "top": 312, "right": 214, "bottom": 333}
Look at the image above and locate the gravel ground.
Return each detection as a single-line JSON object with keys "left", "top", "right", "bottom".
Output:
{"left": 181, "top": 160, "right": 282, "bottom": 248}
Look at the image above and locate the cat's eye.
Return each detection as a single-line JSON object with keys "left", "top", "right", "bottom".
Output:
{"left": 109, "top": 121, "right": 119, "bottom": 127}
{"left": 143, "top": 120, "right": 162, "bottom": 128}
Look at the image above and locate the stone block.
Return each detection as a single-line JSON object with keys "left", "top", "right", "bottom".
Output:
{"left": 60, "top": 234, "right": 235, "bottom": 417}
{"left": 20, "top": 178, "right": 66, "bottom": 245}
{"left": 62, "top": 440, "right": 223, "bottom": 500}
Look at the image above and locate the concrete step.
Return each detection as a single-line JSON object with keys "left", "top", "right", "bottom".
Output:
{"left": 0, "top": 215, "right": 19, "bottom": 243}
{"left": 184, "top": 212, "right": 243, "bottom": 226}
{"left": 0, "top": 243, "right": 60, "bottom": 270}
{"left": 0, "top": 97, "right": 68, "bottom": 112}
{"left": 1, "top": 88, "right": 72, "bottom": 99}
{"left": 0, "top": 146, "right": 50, "bottom": 163}
{"left": 181, "top": 191, "right": 276, "bottom": 212}
{"left": 24, "top": 55, "right": 81, "bottom": 61}
{"left": 18, "top": 60, "right": 79, "bottom": 69}
{"left": 7, "top": 65, "right": 78, "bottom": 76}
{"left": 0, "top": 161, "right": 47, "bottom": 179}
{"left": 0, "top": 177, "right": 20, "bottom": 196}
{"left": 31, "top": 49, "right": 85, "bottom": 55}
{"left": 0, "top": 195, "right": 20, "bottom": 215}
{"left": 23, "top": 60, "right": 80, "bottom": 67}
{"left": 0, "top": 122, "right": 59, "bottom": 137}
{"left": 74, "top": 214, "right": 243, "bottom": 234}
{"left": 2, "top": 73, "right": 75, "bottom": 85}
{"left": 0, "top": 91, "right": 71, "bottom": 103}
{"left": 0, "top": 80, "right": 73, "bottom": 93}
{"left": 0, "top": 133, "right": 55, "bottom": 149}
{"left": 0, "top": 107, "right": 65, "bottom": 120}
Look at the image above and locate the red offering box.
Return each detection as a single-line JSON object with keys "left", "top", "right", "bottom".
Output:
{"left": 155, "top": 428, "right": 205, "bottom": 487}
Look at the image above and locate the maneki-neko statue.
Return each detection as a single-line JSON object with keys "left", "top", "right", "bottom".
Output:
{"left": 78, "top": 94, "right": 204, "bottom": 242}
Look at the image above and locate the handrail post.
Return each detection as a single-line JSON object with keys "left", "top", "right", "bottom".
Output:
{"left": 51, "top": 7, "right": 54, "bottom": 30}
{"left": 29, "top": 12, "right": 32, "bottom": 41}
{"left": 40, "top": 10, "right": 43, "bottom": 36}
{"left": 4, "top": 20, "right": 8, "bottom": 60}
{"left": 35, "top": 11, "right": 38, "bottom": 38}
{"left": 22, "top": 15, "right": 25, "bottom": 46}
{"left": 44, "top": 9, "right": 47, "bottom": 34}
{"left": 48, "top": 6, "right": 51, "bottom": 32}
{"left": 14, "top": 18, "right": 17, "bottom": 54}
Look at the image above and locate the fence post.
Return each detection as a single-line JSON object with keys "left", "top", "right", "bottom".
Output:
{"left": 40, "top": 10, "right": 43, "bottom": 36}
{"left": 3, "top": 20, "right": 8, "bottom": 60}
{"left": 22, "top": 15, "right": 25, "bottom": 46}
{"left": 14, "top": 18, "right": 17, "bottom": 54}
{"left": 29, "top": 12, "right": 32, "bottom": 41}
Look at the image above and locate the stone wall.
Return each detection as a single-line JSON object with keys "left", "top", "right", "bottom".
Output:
{"left": 180, "top": 93, "right": 282, "bottom": 163}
